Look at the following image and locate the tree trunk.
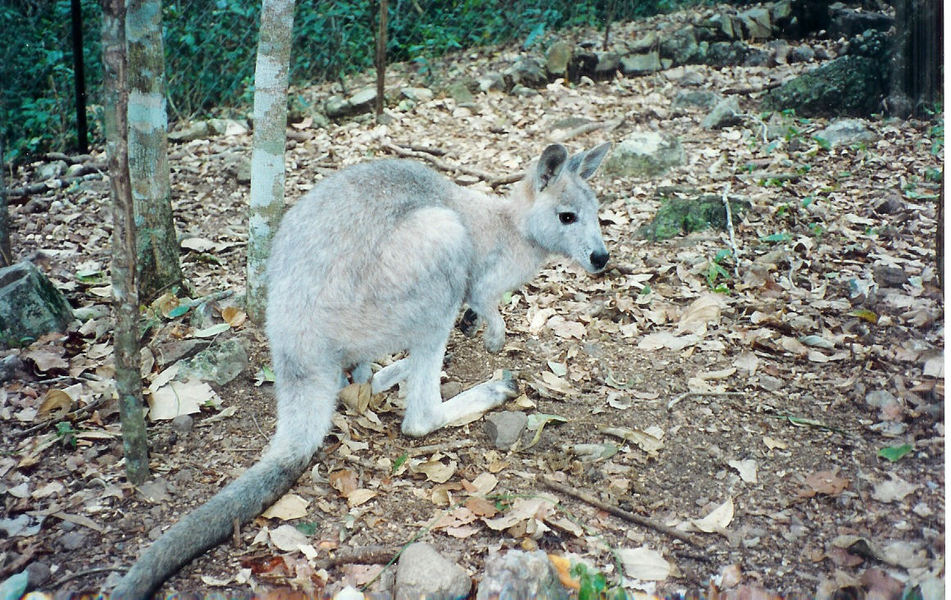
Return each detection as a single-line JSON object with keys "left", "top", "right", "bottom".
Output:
{"left": 101, "top": 0, "right": 149, "bottom": 485}
{"left": 246, "top": 0, "right": 295, "bottom": 323}
{"left": 886, "top": 0, "right": 942, "bottom": 117}
{"left": 71, "top": 0, "right": 89, "bottom": 154}
{"left": 0, "top": 137, "right": 11, "bottom": 268}
{"left": 127, "top": 0, "right": 182, "bottom": 302}
{"left": 375, "top": 0, "right": 388, "bottom": 119}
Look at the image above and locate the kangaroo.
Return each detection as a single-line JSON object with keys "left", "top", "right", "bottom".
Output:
{"left": 112, "top": 142, "right": 611, "bottom": 598}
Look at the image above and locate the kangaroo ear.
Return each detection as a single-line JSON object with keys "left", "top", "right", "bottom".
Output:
{"left": 568, "top": 142, "right": 612, "bottom": 180}
{"left": 534, "top": 144, "right": 569, "bottom": 192}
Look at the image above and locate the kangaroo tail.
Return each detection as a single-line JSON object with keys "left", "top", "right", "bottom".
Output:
{"left": 111, "top": 442, "right": 313, "bottom": 599}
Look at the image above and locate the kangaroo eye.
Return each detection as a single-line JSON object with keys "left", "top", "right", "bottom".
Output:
{"left": 558, "top": 212, "right": 577, "bottom": 225}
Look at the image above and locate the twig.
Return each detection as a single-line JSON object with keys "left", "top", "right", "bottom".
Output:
{"left": 395, "top": 142, "right": 446, "bottom": 156}
{"left": 316, "top": 544, "right": 397, "bottom": 569}
{"left": 8, "top": 166, "right": 106, "bottom": 199}
{"left": 550, "top": 117, "right": 624, "bottom": 143}
{"left": 721, "top": 182, "right": 740, "bottom": 278}
{"left": 381, "top": 140, "right": 521, "bottom": 188}
{"left": 403, "top": 439, "right": 472, "bottom": 457}
{"left": 667, "top": 391, "right": 745, "bottom": 411}
{"left": 52, "top": 566, "right": 125, "bottom": 588}
{"left": 541, "top": 476, "right": 701, "bottom": 547}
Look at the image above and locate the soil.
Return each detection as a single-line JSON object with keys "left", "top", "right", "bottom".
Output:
{"left": 0, "top": 12, "right": 944, "bottom": 600}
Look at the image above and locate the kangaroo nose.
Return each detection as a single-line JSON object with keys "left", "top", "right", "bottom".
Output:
{"left": 590, "top": 250, "right": 609, "bottom": 271}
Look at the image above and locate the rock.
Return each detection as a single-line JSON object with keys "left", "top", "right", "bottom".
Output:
{"left": 401, "top": 87, "right": 433, "bottom": 103}
{"left": 639, "top": 194, "right": 750, "bottom": 241}
{"left": 0, "top": 354, "right": 27, "bottom": 383}
{"left": 36, "top": 160, "right": 67, "bottom": 181}
{"left": 738, "top": 7, "right": 772, "bottom": 40}
{"left": 603, "top": 132, "right": 685, "bottom": 178}
{"left": 510, "top": 85, "right": 539, "bottom": 97}
{"left": 0, "top": 262, "right": 74, "bottom": 348}
{"left": 620, "top": 52, "right": 662, "bottom": 76}
{"left": 788, "top": 45, "right": 816, "bottom": 64}
{"left": 176, "top": 338, "right": 248, "bottom": 386}
{"left": 324, "top": 95, "right": 351, "bottom": 118}
{"left": 770, "top": 39, "right": 791, "bottom": 65}
{"left": 170, "top": 414, "right": 194, "bottom": 434}
{"left": 660, "top": 26, "right": 700, "bottom": 65}
{"left": 865, "top": 389, "right": 897, "bottom": 409}
{"left": 25, "top": 561, "right": 52, "bottom": 588}
{"left": 59, "top": 530, "right": 89, "bottom": 551}
{"left": 477, "top": 73, "right": 506, "bottom": 93}
{"left": 629, "top": 31, "right": 658, "bottom": 53}
{"left": 168, "top": 120, "right": 212, "bottom": 142}
{"left": 702, "top": 97, "right": 743, "bottom": 129}
{"left": 708, "top": 13, "right": 740, "bottom": 40}
{"left": 484, "top": 411, "right": 527, "bottom": 450}
{"left": 672, "top": 89, "right": 720, "bottom": 110}
{"left": 569, "top": 51, "right": 598, "bottom": 80}
{"left": 815, "top": 118, "right": 876, "bottom": 147}
{"left": 872, "top": 195, "right": 903, "bottom": 215}
{"left": 545, "top": 41, "right": 572, "bottom": 77}
{"left": 206, "top": 118, "right": 249, "bottom": 136}
{"left": 476, "top": 550, "right": 569, "bottom": 600}
{"left": 830, "top": 6, "right": 894, "bottom": 38}
{"left": 760, "top": 55, "right": 885, "bottom": 117}
{"left": 705, "top": 41, "right": 749, "bottom": 67}
{"left": 395, "top": 543, "right": 470, "bottom": 600}
{"left": 440, "top": 381, "right": 464, "bottom": 399}
{"left": 873, "top": 265, "right": 909, "bottom": 288}
{"left": 347, "top": 87, "right": 377, "bottom": 111}
{"left": 593, "top": 52, "right": 619, "bottom": 77}
{"left": 446, "top": 81, "right": 475, "bottom": 105}
{"left": 505, "top": 57, "right": 547, "bottom": 88}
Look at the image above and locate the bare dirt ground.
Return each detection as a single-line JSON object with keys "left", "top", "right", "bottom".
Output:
{"left": 1, "top": 13, "right": 944, "bottom": 600}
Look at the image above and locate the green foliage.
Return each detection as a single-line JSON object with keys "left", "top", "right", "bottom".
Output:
{"left": 3, "top": 0, "right": 710, "bottom": 161}
{"left": 571, "top": 563, "right": 627, "bottom": 600}
{"left": 55, "top": 421, "right": 78, "bottom": 448}
{"left": 878, "top": 443, "right": 913, "bottom": 462}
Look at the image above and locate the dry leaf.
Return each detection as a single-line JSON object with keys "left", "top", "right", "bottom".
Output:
{"left": 329, "top": 469, "right": 359, "bottom": 497}
{"left": 346, "top": 488, "right": 377, "bottom": 508}
{"left": 339, "top": 383, "right": 371, "bottom": 414}
{"left": 692, "top": 498, "right": 734, "bottom": 533}
{"left": 269, "top": 524, "right": 310, "bottom": 552}
{"left": 676, "top": 293, "right": 724, "bottom": 335}
{"left": 727, "top": 459, "right": 758, "bottom": 483}
{"left": 147, "top": 378, "right": 221, "bottom": 421}
{"left": 262, "top": 493, "right": 310, "bottom": 520}
{"left": 547, "top": 555, "right": 580, "bottom": 590}
{"left": 23, "top": 346, "right": 68, "bottom": 372}
{"left": 413, "top": 457, "right": 457, "bottom": 483}
{"left": 38, "top": 389, "right": 73, "bottom": 418}
{"left": 799, "top": 470, "right": 850, "bottom": 498}
{"left": 221, "top": 306, "right": 247, "bottom": 327}
{"left": 618, "top": 546, "right": 672, "bottom": 581}
{"left": 600, "top": 425, "right": 664, "bottom": 456}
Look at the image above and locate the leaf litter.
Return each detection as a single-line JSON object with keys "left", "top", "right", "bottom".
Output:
{"left": 0, "top": 6, "right": 943, "bottom": 599}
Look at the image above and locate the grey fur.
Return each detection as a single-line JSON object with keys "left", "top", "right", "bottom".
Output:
{"left": 111, "top": 143, "right": 610, "bottom": 598}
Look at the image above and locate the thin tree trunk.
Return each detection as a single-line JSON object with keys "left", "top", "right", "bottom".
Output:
{"left": 246, "top": 0, "right": 295, "bottom": 323}
{"left": 375, "top": 0, "right": 388, "bottom": 119}
{"left": 0, "top": 137, "right": 10, "bottom": 268}
{"left": 127, "top": 0, "right": 181, "bottom": 302}
{"left": 71, "top": 0, "right": 89, "bottom": 154}
{"left": 101, "top": 0, "right": 149, "bottom": 485}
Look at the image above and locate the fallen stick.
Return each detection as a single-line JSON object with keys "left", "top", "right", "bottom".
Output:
{"left": 541, "top": 475, "right": 702, "bottom": 548}
{"left": 381, "top": 140, "right": 521, "bottom": 188}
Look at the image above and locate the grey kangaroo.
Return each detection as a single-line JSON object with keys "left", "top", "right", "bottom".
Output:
{"left": 112, "top": 142, "right": 611, "bottom": 598}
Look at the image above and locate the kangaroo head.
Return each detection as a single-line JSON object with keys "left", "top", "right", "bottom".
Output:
{"left": 524, "top": 142, "right": 612, "bottom": 273}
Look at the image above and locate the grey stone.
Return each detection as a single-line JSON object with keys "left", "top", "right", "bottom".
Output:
{"left": 757, "top": 374, "right": 783, "bottom": 392}
{"left": 702, "top": 97, "right": 743, "bottom": 129}
{"left": 347, "top": 87, "right": 377, "bottom": 111}
{"left": 603, "top": 132, "right": 685, "bottom": 177}
{"left": 505, "top": 57, "right": 548, "bottom": 88}
{"left": 476, "top": 550, "right": 569, "bottom": 600}
{"left": 440, "top": 381, "right": 464, "bottom": 399}
{"left": 619, "top": 51, "right": 662, "bottom": 76}
{"left": 395, "top": 542, "right": 470, "bottom": 600}
{"left": 401, "top": 87, "right": 434, "bottom": 103}
{"left": 546, "top": 41, "right": 573, "bottom": 77}
{"left": 660, "top": 26, "right": 700, "bottom": 65}
{"left": 176, "top": 338, "right": 248, "bottom": 386}
{"left": 628, "top": 31, "right": 658, "bottom": 53}
{"left": 760, "top": 55, "right": 885, "bottom": 117}
{"left": 206, "top": 118, "right": 249, "bottom": 136}
{"left": 36, "top": 160, "right": 68, "bottom": 181}
{"left": 168, "top": 121, "right": 212, "bottom": 142}
{"left": 477, "top": 73, "right": 506, "bottom": 93}
{"left": 593, "top": 52, "right": 620, "bottom": 76}
{"left": 170, "top": 414, "right": 194, "bottom": 434}
{"left": 672, "top": 89, "right": 720, "bottom": 110}
{"left": 815, "top": 119, "right": 877, "bottom": 147}
{"left": 738, "top": 7, "right": 772, "bottom": 40}
{"left": 0, "top": 262, "right": 74, "bottom": 348}
{"left": 446, "top": 81, "right": 475, "bottom": 105}
{"left": 59, "top": 530, "right": 89, "bottom": 551}
{"left": 325, "top": 95, "right": 351, "bottom": 118}
{"left": 25, "top": 561, "right": 52, "bottom": 587}
{"left": 788, "top": 45, "right": 816, "bottom": 64}
{"left": 484, "top": 411, "right": 528, "bottom": 450}
{"left": 709, "top": 13, "right": 740, "bottom": 39}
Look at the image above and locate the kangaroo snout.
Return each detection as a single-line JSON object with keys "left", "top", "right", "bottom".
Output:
{"left": 590, "top": 249, "right": 609, "bottom": 272}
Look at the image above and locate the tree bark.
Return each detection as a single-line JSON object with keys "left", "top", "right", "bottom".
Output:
{"left": 71, "top": 0, "right": 89, "bottom": 154}
{"left": 0, "top": 137, "right": 11, "bottom": 268}
{"left": 375, "top": 0, "right": 388, "bottom": 118}
{"left": 126, "top": 0, "right": 182, "bottom": 302}
{"left": 886, "top": 0, "right": 942, "bottom": 117}
{"left": 246, "top": 0, "right": 295, "bottom": 323}
{"left": 101, "top": 0, "right": 149, "bottom": 485}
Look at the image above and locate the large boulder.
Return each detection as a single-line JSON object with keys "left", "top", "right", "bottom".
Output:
{"left": 603, "top": 132, "right": 685, "bottom": 177}
{"left": 0, "top": 262, "right": 74, "bottom": 347}
{"left": 760, "top": 55, "right": 885, "bottom": 116}
{"left": 395, "top": 543, "right": 470, "bottom": 600}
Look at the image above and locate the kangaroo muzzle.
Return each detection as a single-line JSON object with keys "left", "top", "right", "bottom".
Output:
{"left": 590, "top": 249, "right": 609, "bottom": 272}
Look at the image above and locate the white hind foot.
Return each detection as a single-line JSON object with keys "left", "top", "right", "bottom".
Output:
{"left": 402, "top": 371, "right": 519, "bottom": 437}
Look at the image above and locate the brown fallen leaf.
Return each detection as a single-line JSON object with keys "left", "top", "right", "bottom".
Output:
{"left": 329, "top": 469, "right": 359, "bottom": 497}
{"left": 798, "top": 470, "right": 850, "bottom": 498}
